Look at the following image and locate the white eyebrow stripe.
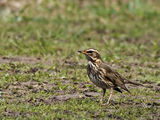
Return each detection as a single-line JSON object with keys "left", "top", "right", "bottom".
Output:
{"left": 86, "top": 49, "right": 99, "bottom": 53}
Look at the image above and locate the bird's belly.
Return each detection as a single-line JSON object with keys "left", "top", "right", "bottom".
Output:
{"left": 88, "top": 73, "right": 108, "bottom": 89}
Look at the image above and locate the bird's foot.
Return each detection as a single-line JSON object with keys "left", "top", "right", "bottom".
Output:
{"left": 106, "top": 101, "right": 110, "bottom": 105}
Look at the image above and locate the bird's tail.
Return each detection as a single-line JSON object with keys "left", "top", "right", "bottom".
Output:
{"left": 125, "top": 80, "right": 144, "bottom": 86}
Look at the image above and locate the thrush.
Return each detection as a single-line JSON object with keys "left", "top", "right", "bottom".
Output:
{"left": 78, "top": 48, "right": 143, "bottom": 105}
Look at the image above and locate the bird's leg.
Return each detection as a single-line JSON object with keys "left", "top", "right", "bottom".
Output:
{"left": 100, "top": 89, "right": 106, "bottom": 104}
{"left": 106, "top": 88, "right": 113, "bottom": 105}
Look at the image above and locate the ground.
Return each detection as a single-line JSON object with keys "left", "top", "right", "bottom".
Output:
{"left": 0, "top": 0, "right": 160, "bottom": 119}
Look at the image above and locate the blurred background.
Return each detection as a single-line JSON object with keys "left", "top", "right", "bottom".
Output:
{"left": 0, "top": 0, "right": 159, "bottom": 61}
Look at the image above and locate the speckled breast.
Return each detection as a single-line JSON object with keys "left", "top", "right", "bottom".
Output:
{"left": 87, "top": 61, "right": 108, "bottom": 89}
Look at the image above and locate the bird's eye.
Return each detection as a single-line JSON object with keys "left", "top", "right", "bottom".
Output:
{"left": 87, "top": 51, "right": 92, "bottom": 53}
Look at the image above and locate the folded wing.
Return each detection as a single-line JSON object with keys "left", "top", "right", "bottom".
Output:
{"left": 100, "top": 63, "right": 130, "bottom": 93}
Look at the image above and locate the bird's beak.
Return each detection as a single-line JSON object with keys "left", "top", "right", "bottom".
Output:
{"left": 78, "top": 50, "right": 86, "bottom": 54}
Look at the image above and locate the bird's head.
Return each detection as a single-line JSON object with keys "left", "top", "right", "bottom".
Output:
{"left": 78, "top": 48, "right": 102, "bottom": 63}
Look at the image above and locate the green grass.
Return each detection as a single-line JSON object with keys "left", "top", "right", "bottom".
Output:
{"left": 0, "top": 0, "right": 160, "bottom": 119}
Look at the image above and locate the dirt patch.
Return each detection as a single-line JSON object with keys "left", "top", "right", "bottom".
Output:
{"left": 0, "top": 80, "right": 99, "bottom": 105}
{"left": 0, "top": 56, "right": 41, "bottom": 64}
{"left": 50, "top": 93, "right": 85, "bottom": 101}
{"left": 1, "top": 108, "right": 37, "bottom": 118}
{"left": 84, "top": 92, "right": 100, "bottom": 97}
{"left": 1, "top": 81, "right": 57, "bottom": 99}
{"left": 1, "top": 79, "right": 160, "bottom": 107}
{"left": 50, "top": 92, "right": 100, "bottom": 102}
{"left": 26, "top": 97, "right": 51, "bottom": 106}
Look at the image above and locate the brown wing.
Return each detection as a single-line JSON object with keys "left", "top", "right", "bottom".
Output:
{"left": 100, "top": 63, "right": 130, "bottom": 92}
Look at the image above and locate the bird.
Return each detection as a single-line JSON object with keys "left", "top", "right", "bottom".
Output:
{"left": 78, "top": 48, "right": 143, "bottom": 105}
